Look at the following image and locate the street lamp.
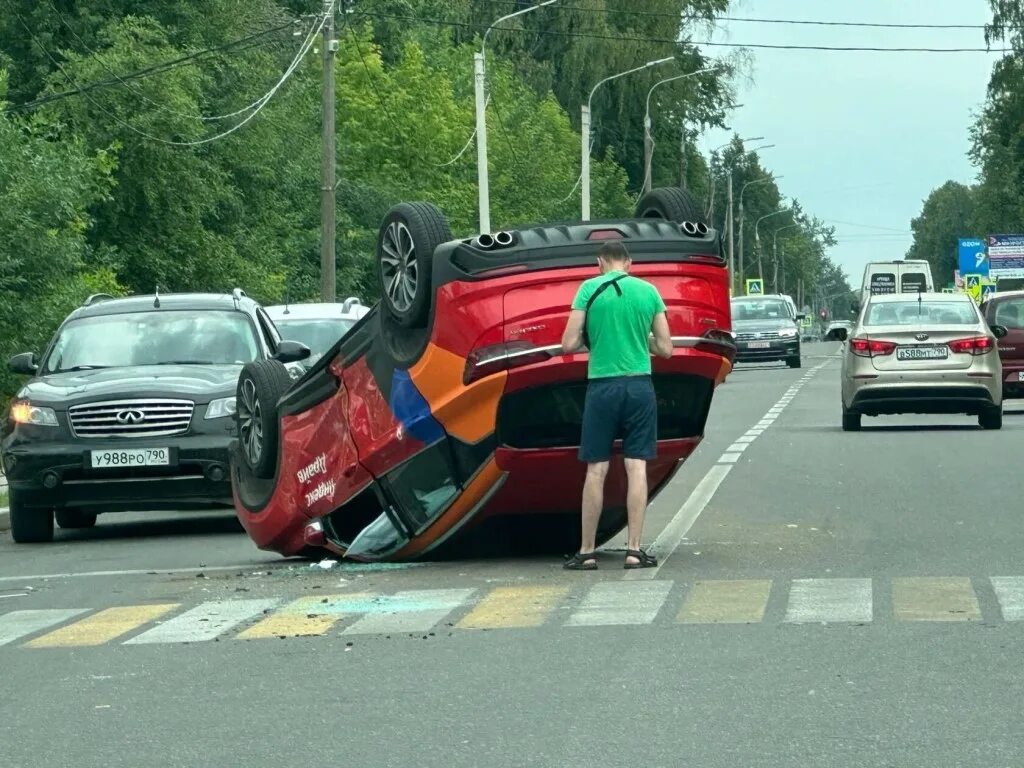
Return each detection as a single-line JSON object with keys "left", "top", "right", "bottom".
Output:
{"left": 772, "top": 222, "right": 802, "bottom": 294}
{"left": 754, "top": 208, "right": 792, "bottom": 283}
{"left": 582, "top": 56, "right": 675, "bottom": 220}
{"left": 706, "top": 135, "right": 763, "bottom": 220}
{"left": 642, "top": 65, "right": 720, "bottom": 194}
{"left": 474, "top": 1, "right": 558, "bottom": 234}
{"left": 736, "top": 174, "right": 783, "bottom": 289}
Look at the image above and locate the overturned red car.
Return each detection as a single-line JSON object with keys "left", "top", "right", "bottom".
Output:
{"left": 230, "top": 187, "right": 735, "bottom": 560}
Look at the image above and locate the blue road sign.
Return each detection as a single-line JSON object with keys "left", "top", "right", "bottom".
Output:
{"left": 981, "top": 281, "right": 997, "bottom": 301}
{"left": 958, "top": 238, "right": 988, "bottom": 278}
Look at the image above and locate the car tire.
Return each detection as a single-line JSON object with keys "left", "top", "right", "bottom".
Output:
{"left": 634, "top": 187, "right": 705, "bottom": 225}
{"left": 841, "top": 409, "right": 861, "bottom": 432}
{"left": 236, "top": 359, "right": 293, "bottom": 479}
{"left": 377, "top": 202, "right": 453, "bottom": 329}
{"left": 787, "top": 355, "right": 802, "bottom": 369}
{"left": 55, "top": 508, "right": 97, "bottom": 529}
{"left": 979, "top": 406, "right": 1003, "bottom": 430}
{"left": 10, "top": 494, "right": 54, "bottom": 543}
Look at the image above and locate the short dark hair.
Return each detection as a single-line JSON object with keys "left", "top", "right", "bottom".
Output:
{"left": 597, "top": 240, "right": 630, "bottom": 262}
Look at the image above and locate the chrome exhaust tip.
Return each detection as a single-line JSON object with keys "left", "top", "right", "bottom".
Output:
{"left": 494, "top": 230, "right": 514, "bottom": 246}
{"left": 695, "top": 222, "right": 709, "bottom": 236}
{"left": 473, "top": 233, "right": 496, "bottom": 249}
{"left": 681, "top": 221, "right": 698, "bottom": 235}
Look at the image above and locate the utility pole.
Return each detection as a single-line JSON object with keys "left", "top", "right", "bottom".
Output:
{"left": 642, "top": 113, "right": 653, "bottom": 195}
{"left": 737, "top": 194, "right": 744, "bottom": 289}
{"left": 581, "top": 105, "right": 591, "bottom": 220}
{"left": 680, "top": 123, "right": 688, "bottom": 189}
{"left": 474, "top": 52, "right": 490, "bottom": 234}
{"left": 319, "top": 0, "right": 337, "bottom": 302}
{"left": 726, "top": 173, "right": 734, "bottom": 294}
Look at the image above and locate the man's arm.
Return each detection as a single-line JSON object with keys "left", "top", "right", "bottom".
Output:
{"left": 561, "top": 309, "right": 587, "bottom": 353}
{"left": 649, "top": 311, "right": 672, "bottom": 358}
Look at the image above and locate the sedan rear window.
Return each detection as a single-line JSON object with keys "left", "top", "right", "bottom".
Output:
{"left": 865, "top": 301, "right": 978, "bottom": 326}
{"left": 993, "top": 299, "right": 1024, "bottom": 330}
{"left": 44, "top": 310, "right": 260, "bottom": 373}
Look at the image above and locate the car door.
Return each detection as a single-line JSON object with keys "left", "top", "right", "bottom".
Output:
{"left": 986, "top": 296, "right": 1024, "bottom": 385}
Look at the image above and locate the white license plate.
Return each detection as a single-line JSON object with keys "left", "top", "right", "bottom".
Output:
{"left": 1018, "top": 372, "right": 1024, "bottom": 382}
{"left": 896, "top": 345, "right": 948, "bottom": 361}
{"left": 747, "top": 341, "right": 771, "bottom": 349}
{"left": 90, "top": 448, "right": 170, "bottom": 468}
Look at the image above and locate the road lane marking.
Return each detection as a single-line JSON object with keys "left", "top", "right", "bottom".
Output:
{"left": 678, "top": 580, "right": 772, "bottom": 624}
{"left": 566, "top": 581, "right": 672, "bottom": 626}
{"left": 124, "top": 599, "right": 280, "bottom": 644}
{"left": 718, "top": 453, "right": 741, "bottom": 463}
{"left": 26, "top": 604, "right": 178, "bottom": 648}
{"left": 236, "top": 594, "right": 368, "bottom": 639}
{"left": 725, "top": 442, "right": 750, "bottom": 452}
{"left": 342, "top": 589, "right": 474, "bottom": 635}
{"left": 624, "top": 464, "right": 733, "bottom": 581}
{"left": 892, "top": 577, "right": 981, "bottom": 622}
{"left": 785, "top": 578, "right": 873, "bottom": 623}
{"left": 990, "top": 577, "right": 1024, "bottom": 620}
{"left": 0, "top": 609, "right": 89, "bottom": 646}
{"left": 457, "top": 586, "right": 570, "bottom": 629}
{"left": 734, "top": 436, "right": 757, "bottom": 444}
{"left": 0, "top": 564, "right": 273, "bottom": 583}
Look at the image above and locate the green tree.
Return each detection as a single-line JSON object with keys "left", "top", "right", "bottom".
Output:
{"left": 906, "top": 181, "right": 976, "bottom": 283}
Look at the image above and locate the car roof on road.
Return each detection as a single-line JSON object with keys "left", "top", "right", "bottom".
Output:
{"left": 70, "top": 293, "right": 256, "bottom": 320}
{"left": 867, "top": 292, "right": 969, "bottom": 303}
{"left": 265, "top": 300, "right": 367, "bottom": 320}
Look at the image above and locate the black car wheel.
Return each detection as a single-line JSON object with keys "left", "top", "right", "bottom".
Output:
{"left": 787, "top": 355, "right": 802, "bottom": 369}
{"left": 377, "top": 202, "right": 453, "bottom": 329}
{"left": 979, "top": 405, "right": 1002, "bottom": 430}
{"left": 236, "top": 360, "right": 292, "bottom": 479}
{"left": 635, "top": 187, "right": 705, "bottom": 225}
{"left": 55, "top": 508, "right": 97, "bottom": 529}
{"left": 10, "top": 493, "right": 54, "bottom": 543}
{"left": 841, "top": 408, "right": 861, "bottom": 432}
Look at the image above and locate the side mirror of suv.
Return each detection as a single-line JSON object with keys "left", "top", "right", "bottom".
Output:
{"left": 9, "top": 352, "right": 38, "bottom": 375}
{"left": 991, "top": 324, "right": 1009, "bottom": 339}
{"left": 274, "top": 340, "right": 311, "bottom": 364}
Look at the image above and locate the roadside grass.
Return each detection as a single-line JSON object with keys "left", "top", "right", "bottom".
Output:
{"left": 0, "top": 489, "right": 7, "bottom": 509}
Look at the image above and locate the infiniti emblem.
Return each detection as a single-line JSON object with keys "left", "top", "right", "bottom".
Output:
{"left": 115, "top": 409, "right": 146, "bottom": 424}
{"left": 915, "top": 332, "right": 929, "bottom": 341}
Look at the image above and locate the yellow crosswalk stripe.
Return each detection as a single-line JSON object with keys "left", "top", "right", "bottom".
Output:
{"left": 892, "top": 577, "right": 981, "bottom": 622}
{"left": 457, "top": 586, "right": 570, "bottom": 629}
{"left": 26, "top": 604, "right": 178, "bottom": 648}
{"left": 236, "top": 594, "right": 368, "bottom": 639}
{"left": 678, "top": 579, "right": 772, "bottom": 624}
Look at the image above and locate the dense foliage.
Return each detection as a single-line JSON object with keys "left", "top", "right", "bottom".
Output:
{"left": 0, "top": 0, "right": 850, "bottom": 400}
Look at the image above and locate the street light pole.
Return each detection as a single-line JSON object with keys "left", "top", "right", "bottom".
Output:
{"left": 320, "top": 0, "right": 337, "bottom": 302}
{"left": 737, "top": 175, "right": 781, "bottom": 287}
{"left": 475, "top": 1, "right": 558, "bottom": 235}
{"left": 583, "top": 56, "right": 674, "bottom": 220}
{"left": 755, "top": 208, "right": 791, "bottom": 284}
{"left": 772, "top": 222, "right": 801, "bottom": 293}
{"left": 727, "top": 172, "right": 734, "bottom": 294}
{"left": 705, "top": 135, "right": 763, "bottom": 222}
{"left": 642, "top": 66, "right": 718, "bottom": 195}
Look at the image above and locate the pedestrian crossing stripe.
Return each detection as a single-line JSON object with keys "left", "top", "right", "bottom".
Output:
{"left": 5, "top": 575, "right": 1021, "bottom": 648}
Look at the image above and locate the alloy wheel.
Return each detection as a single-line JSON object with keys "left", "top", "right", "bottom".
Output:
{"left": 380, "top": 220, "right": 418, "bottom": 312}
{"left": 238, "top": 377, "right": 263, "bottom": 467}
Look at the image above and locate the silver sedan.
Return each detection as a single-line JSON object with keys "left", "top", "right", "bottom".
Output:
{"left": 827, "top": 292, "right": 1008, "bottom": 431}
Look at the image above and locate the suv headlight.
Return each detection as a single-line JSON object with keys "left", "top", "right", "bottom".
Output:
{"left": 778, "top": 327, "right": 798, "bottom": 338}
{"left": 10, "top": 401, "right": 58, "bottom": 426}
{"left": 205, "top": 397, "right": 237, "bottom": 420}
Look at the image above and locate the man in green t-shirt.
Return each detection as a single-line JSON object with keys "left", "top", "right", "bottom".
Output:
{"left": 560, "top": 240, "right": 672, "bottom": 570}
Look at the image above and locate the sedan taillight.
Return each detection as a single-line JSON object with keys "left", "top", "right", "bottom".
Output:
{"left": 850, "top": 338, "right": 896, "bottom": 357}
{"left": 948, "top": 336, "right": 994, "bottom": 355}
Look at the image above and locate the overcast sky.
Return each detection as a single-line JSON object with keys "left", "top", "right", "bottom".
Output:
{"left": 696, "top": 0, "right": 1000, "bottom": 286}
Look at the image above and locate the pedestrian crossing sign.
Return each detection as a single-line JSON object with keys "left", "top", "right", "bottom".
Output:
{"left": 745, "top": 279, "right": 763, "bottom": 296}
{"left": 965, "top": 273, "right": 983, "bottom": 303}
{"left": 981, "top": 279, "right": 997, "bottom": 302}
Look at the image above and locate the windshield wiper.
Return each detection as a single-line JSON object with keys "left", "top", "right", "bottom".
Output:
{"left": 62, "top": 364, "right": 110, "bottom": 372}
{"left": 155, "top": 360, "right": 219, "bottom": 365}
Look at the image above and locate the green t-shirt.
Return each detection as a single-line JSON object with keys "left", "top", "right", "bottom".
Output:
{"left": 571, "top": 270, "right": 667, "bottom": 379}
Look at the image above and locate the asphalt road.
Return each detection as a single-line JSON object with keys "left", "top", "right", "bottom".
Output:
{"left": 4, "top": 341, "right": 1024, "bottom": 767}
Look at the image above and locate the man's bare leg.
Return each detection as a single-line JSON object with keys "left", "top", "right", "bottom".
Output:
{"left": 580, "top": 461, "right": 609, "bottom": 558}
{"left": 623, "top": 458, "right": 649, "bottom": 565}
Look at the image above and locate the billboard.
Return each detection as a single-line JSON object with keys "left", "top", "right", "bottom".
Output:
{"left": 958, "top": 238, "right": 988, "bottom": 277}
{"left": 988, "top": 234, "right": 1024, "bottom": 279}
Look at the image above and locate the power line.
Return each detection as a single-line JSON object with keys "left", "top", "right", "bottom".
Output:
{"left": 2, "top": 22, "right": 296, "bottom": 114}
{"left": 352, "top": 11, "right": 1007, "bottom": 53}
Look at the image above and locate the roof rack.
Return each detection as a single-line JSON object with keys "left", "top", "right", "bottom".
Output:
{"left": 341, "top": 296, "right": 363, "bottom": 312}
{"left": 83, "top": 293, "right": 114, "bottom": 306}
{"left": 232, "top": 288, "right": 248, "bottom": 301}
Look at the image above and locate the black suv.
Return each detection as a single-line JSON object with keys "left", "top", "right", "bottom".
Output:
{"left": 1, "top": 289, "right": 309, "bottom": 543}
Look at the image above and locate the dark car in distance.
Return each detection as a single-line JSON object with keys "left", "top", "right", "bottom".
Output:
{"left": 1, "top": 289, "right": 309, "bottom": 543}
{"left": 731, "top": 294, "right": 804, "bottom": 368}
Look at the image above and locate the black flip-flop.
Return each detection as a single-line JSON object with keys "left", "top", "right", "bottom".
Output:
{"left": 564, "top": 551, "right": 598, "bottom": 570}
{"left": 623, "top": 549, "right": 657, "bottom": 569}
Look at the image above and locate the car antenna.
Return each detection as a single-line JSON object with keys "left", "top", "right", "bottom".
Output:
{"left": 284, "top": 290, "right": 290, "bottom": 315}
{"left": 154, "top": 285, "right": 160, "bottom": 309}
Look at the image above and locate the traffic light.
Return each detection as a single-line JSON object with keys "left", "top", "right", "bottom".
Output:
{"left": 819, "top": 308, "right": 828, "bottom": 320}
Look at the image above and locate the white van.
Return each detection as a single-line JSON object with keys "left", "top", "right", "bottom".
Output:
{"left": 861, "top": 260, "right": 933, "bottom": 302}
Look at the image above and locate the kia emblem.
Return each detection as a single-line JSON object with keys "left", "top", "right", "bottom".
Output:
{"left": 915, "top": 333, "right": 929, "bottom": 341}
